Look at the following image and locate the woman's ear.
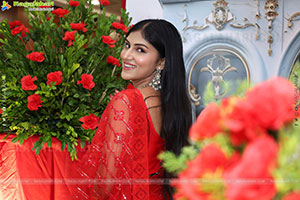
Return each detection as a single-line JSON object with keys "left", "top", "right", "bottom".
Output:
{"left": 158, "top": 58, "right": 165, "bottom": 70}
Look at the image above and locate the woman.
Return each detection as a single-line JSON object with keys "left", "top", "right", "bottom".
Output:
{"left": 73, "top": 19, "right": 192, "bottom": 200}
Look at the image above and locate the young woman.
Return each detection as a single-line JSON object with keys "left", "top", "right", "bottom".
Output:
{"left": 73, "top": 19, "right": 192, "bottom": 200}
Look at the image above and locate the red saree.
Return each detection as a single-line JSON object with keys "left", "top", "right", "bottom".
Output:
{"left": 72, "top": 85, "right": 165, "bottom": 200}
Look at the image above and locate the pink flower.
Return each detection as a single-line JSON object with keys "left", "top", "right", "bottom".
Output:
{"left": 27, "top": 94, "right": 43, "bottom": 111}
{"left": 21, "top": 75, "right": 37, "bottom": 91}
{"left": 47, "top": 71, "right": 63, "bottom": 86}
{"left": 77, "top": 74, "right": 95, "bottom": 91}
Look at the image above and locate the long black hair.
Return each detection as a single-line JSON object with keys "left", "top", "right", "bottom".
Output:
{"left": 126, "top": 19, "right": 192, "bottom": 199}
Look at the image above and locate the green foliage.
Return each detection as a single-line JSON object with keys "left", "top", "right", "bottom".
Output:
{"left": 0, "top": 0, "right": 131, "bottom": 160}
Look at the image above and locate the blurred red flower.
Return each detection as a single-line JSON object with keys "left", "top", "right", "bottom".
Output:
{"left": 0, "top": 108, "right": 3, "bottom": 114}
{"left": 111, "top": 22, "right": 128, "bottom": 33}
{"left": 63, "top": 31, "right": 78, "bottom": 46}
{"left": 11, "top": 25, "right": 29, "bottom": 38}
{"left": 189, "top": 102, "right": 222, "bottom": 141}
{"left": 77, "top": 74, "right": 95, "bottom": 91}
{"left": 283, "top": 192, "right": 300, "bottom": 200}
{"left": 27, "top": 94, "right": 43, "bottom": 111}
{"left": 51, "top": 8, "right": 70, "bottom": 18}
{"left": 47, "top": 71, "right": 63, "bottom": 86}
{"left": 26, "top": 52, "right": 45, "bottom": 62}
{"left": 174, "top": 144, "right": 228, "bottom": 200}
{"left": 99, "top": 0, "right": 110, "bottom": 6}
{"left": 80, "top": 113, "right": 100, "bottom": 130}
{"left": 70, "top": 22, "right": 87, "bottom": 32}
{"left": 21, "top": 75, "right": 38, "bottom": 91}
{"left": 69, "top": 0, "right": 80, "bottom": 7}
{"left": 106, "top": 56, "right": 121, "bottom": 67}
{"left": 101, "top": 35, "right": 116, "bottom": 48}
{"left": 224, "top": 135, "right": 278, "bottom": 200}
{"left": 8, "top": 20, "right": 22, "bottom": 29}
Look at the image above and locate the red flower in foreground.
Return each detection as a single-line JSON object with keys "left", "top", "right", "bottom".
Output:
{"left": 51, "top": 8, "right": 70, "bottom": 18}
{"left": 70, "top": 22, "right": 87, "bottom": 32}
{"left": 80, "top": 113, "right": 100, "bottom": 130}
{"left": 101, "top": 35, "right": 116, "bottom": 48}
{"left": 69, "top": 0, "right": 80, "bottom": 7}
{"left": 63, "top": 31, "right": 78, "bottom": 46}
{"left": 189, "top": 102, "right": 222, "bottom": 141}
{"left": 224, "top": 135, "right": 278, "bottom": 200}
{"left": 174, "top": 144, "right": 229, "bottom": 200}
{"left": 47, "top": 71, "right": 63, "bottom": 86}
{"left": 99, "top": 0, "right": 110, "bottom": 6}
{"left": 111, "top": 22, "right": 128, "bottom": 33}
{"left": 283, "top": 192, "right": 300, "bottom": 200}
{"left": 8, "top": 20, "right": 22, "bottom": 29}
{"left": 0, "top": 108, "right": 3, "bottom": 114}
{"left": 26, "top": 52, "right": 45, "bottom": 62}
{"left": 106, "top": 56, "right": 121, "bottom": 67}
{"left": 27, "top": 94, "right": 43, "bottom": 111}
{"left": 245, "top": 77, "right": 296, "bottom": 130}
{"left": 11, "top": 25, "right": 29, "bottom": 38}
{"left": 21, "top": 75, "right": 37, "bottom": 91}
{"left": 77, "top": 74, "right": 95, "bottom": 91}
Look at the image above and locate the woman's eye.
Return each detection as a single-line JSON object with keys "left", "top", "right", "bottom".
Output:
{"left": 137, "top": 48, "right": 145, "bottom": 53}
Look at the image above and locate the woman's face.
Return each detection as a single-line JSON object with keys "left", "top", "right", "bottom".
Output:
{"left": 120, "top": 30, "right": 163, "bottom": 88}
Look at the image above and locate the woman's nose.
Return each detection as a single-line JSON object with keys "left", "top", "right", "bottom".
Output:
{"left": 121, "top": 48, "right": 133, "bottom": 60}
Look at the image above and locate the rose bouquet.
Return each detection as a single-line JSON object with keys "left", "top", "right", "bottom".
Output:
{"left": 0, "top": 0, "right": 131, "bottom": 159}
{"left": 160, "top": 77, "right": 300, "bottom": 200}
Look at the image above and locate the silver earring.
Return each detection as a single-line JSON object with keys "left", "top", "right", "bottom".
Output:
{"left": 149, "top": 67, "right": 162, "bottom": 90}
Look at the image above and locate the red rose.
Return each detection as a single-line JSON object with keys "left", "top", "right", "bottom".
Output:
{"left": 69, "top": 0, "right": 80, "bottom": 7}
{"left": 224, "top": 135, "right": 278, "bottom": 200}
{"left": 106, "top": 56, "right": 121, "bottom": 67}
{"left": 11, "top": 25, "right": 29, "bottom": 38}
{"left": 283, "top": 192, "right": 300, "bottom": 200}
{"left": 27, "top": 94, "right": 43, "bottom": 111}
{"left": 51, "top": 8, "right": 70, "bottom": 18}
{"left": 111, "top": 22, "right": 128, "bottom": 33}
{"left": 174, "top": 144, "right": 228, "bottom": 200}
{"left": 79, "top": 113, "right": 100, "bottom": 130}
{"left": 0, "top": 108, "right": 3, "bottom": 114}
{"left": 8, "top": 20, "right": 22, "bottom": 29}
{"left": 99, "top": 0, "right": 110, "bottom": 6}
{"left": 70, "top": 22, "right": 87, "bottom": 32}
{"left": 101, "top": 35, "right": 116, "bottom": 48}
{"left": 189, "top": 102, "right": 222, "bottom": 141}
{"left": 26, "top": 52, "right": 45, "bottom": 62}
{"left": 63, "top": 31, "right": 78, "bottom": 47}
{"left": 77, "top": 74, "right": 95, "bottom": 90}
{"left": 47, "top": 71, "right": 63, "bottom": 86}
{"left": 21, "top": 75, "right": 37, "bottom": 91}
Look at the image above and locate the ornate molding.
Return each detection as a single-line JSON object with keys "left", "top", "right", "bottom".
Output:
{"left": 182, "top": 0, "right": 259, "bottom": 42}
{"left": 264, "top": 0, "right": 278, "bottom": 56}
{"left": 288, "top": 12, "right": 300, "bottom": 29}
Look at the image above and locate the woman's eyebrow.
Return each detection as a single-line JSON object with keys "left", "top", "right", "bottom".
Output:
{"left": 133, "top": 43, "right": 148, "bottom": 49}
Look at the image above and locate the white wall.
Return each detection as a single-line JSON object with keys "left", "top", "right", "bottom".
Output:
{"left": 126, "top": 0, "right": 163, "bottom": 24}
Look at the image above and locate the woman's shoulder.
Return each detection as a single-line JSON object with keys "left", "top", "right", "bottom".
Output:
{"left": 111, "top": 84, "right": 144, "bottom": 105}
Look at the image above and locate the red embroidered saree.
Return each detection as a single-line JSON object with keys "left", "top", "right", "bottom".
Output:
{"left": 72, "top": 85, "right": 165, "bottom": 200}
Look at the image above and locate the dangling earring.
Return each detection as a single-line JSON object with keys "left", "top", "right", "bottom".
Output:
{"left": 148, "top": 67, "right": 162, "bottom": 90}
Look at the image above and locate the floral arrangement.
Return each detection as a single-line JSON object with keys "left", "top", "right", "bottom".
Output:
{"left": 160, "top": 77, "right": 300, "bottom": 200}
{"left": 0, "top": 0, "right": 130, "bottom": 159}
